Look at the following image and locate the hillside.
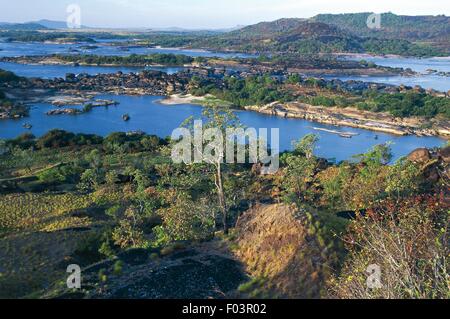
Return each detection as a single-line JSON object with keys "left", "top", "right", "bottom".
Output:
{"left": 312, "top": 12, "right": 450, "bottom": 42}
{"left": 227, "top": 18, "right": 307, "bottom": 38}
{"left": 233, "top": 204, "right": 342, "bottom": 298}
{"left": 0, "top": 125, "right": 447, "bottom": 299}
{"left": 197, "top": 18, "right": 446, "bottom": 56}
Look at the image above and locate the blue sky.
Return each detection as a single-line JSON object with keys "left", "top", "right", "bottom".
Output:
{"left": 1, "top": 0, "right": 449, "bottom": 29}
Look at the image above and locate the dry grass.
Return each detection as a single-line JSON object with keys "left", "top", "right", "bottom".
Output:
{"left": 233, "top": 203, "right": 331, "bottom": 298}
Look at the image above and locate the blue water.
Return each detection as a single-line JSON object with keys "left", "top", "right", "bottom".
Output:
{"left": 0, "top": 42, "right": 447, "bottom": 161}
{"left": 0, "top": 94, "right": 444, "bottom": 162}
{"left": 346, "top": 56, "right": 450, "bottom": 73}
{"left": 0, "top": 61, "right": 183, "bottom": 78}
{"left": 337, "top": 55, "right": 450, "bottom": 91}
{"left": 323, "top": 74, "right": 450, "bottom": 92}
{"left": 0, "top": 40, "right": 252, "bottom": 78}
{"left": 0, "top": 41, "right": 255, "bottom": 59}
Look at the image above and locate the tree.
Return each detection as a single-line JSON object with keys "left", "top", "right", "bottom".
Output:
{"left": 351, "top": 144, "right": 393, "bottom": 208}
{"left": 157, "top": 191, "right": 215, "bottom": 242}
{"left": 385, "top": 158, "right": 422, "bottom": 200}
{"left": 112, "top": 206, "right": 147, "bottom": 249}
{"left": 180, "top": 105, "right": 241, "bottom": 234}
{"left": 0, "top": 139, "right": 7, "bottom": 156}
{"left": 329, "top": 195, "right": 449, "bottom": 299}
{"left": 78, "top": 168, "right": 104, "bottom": 192}
{"left": 11, "top": 146, "right": 35, "bottom": 173}
{"left": 281, "top": 135, "right": 319, "bottom": 203}
{"left": 293, "top": 134, "right": 319, "bottom": 159}
{"left": 202, "top": 106, "right": 240, "bottom": 234}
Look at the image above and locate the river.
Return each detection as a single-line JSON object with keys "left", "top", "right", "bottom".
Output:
{"left": 1, "top": 41, "right": 449, "bottom": 92}
{"left": 0, "top": 42, "right": 447, "bottom": 161}
{"left": 0, "top": 94, "right": 445, "bottom": 162}
{"left": 337, "top": 55, "right": 450, "bottom": 92}
{"left": 0, "top": 61, "right": 182, "bottom": 78}
{"left": 0, "top": 40, "right": 255, "bottom": 58}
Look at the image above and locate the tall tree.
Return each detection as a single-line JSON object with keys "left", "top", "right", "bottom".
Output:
{"left": 181, "top": 105, "right": 241, "bottom": 234}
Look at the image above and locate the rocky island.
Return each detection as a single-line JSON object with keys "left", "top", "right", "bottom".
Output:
{"left": 1, "top": 61, "right": 449, "bottom": 137}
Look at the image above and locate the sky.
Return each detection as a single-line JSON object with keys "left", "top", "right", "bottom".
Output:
{"left": 0, "top": 0, "right": 449, "bottom": 29}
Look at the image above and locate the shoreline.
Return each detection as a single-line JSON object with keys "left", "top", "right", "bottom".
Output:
{"left": 1, "top": 91, "right": 449, "bottom": 140}
{"left": 0, "top": 58, "right": 188, "bottom": 69}
{"left": 160, "top": 94, "right": 450, "bottom": 139}
{"left": 158, "top": 94, "right": 210, "bottom": 105}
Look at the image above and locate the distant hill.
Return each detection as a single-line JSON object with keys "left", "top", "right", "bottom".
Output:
{"left": 228, "top": 18, "right": 306, "bottom": 38}
{"left": 214, "top": 20, "right": 346, "bottom": 43}
{"left": 146, "top": 25, "right": 245, "bottom": 33}
{"left": 312, "top": 13, "right": 450, "bottom": 41}
{"left": 32, "top": 20, "right": 68, "bottom": 29}
{"left": 0, "top": 20, "right": 90, "bottom": 30}
{"left": 31, "top": 19, "right": 90, "bottom": 29}
{"left": 196, "top": 16, "right": 447, "bottom": 56}
{"left": 0, "top": 22, "right": 48, "bottom": 31}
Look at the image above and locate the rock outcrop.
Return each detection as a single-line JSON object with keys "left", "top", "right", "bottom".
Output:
{"left": 233, "top": 204, "right": 332, "bottom": 298}
{"left": 408, "top": 148, "right": 432, "bottom": 163}
{"left": 45, "top": 246, "right": 247, "bottom": 299}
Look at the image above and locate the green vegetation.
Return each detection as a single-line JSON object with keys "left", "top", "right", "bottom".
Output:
{"left": 190, "top": 72, "right": 449, "bottom": 119}
{"left": 357, "top": 91, "right": 450, "bottom": 118}
{"left": 0, "top": 127, "right": 447, "bottom": 298}
{"left": 298, "top": 91, "right": 450, "bottom": 119}
{"left": 0, "top": 69, "right": 22, "bottom": 83}
{"left": 1, "top": 31, "right": 96, "bottom": 43}
{"left": 53, "top": 53, "right": 195, "bottom": 66}
{"left": 313, "top": 12, "right": 450, "bottom": 43}
{"left": 189, "top": 75, "right": 293, "bottom": 107}
{"left": 195, "top": 18, "right": 446, "bottom": 56}
{"left": 0, "top": 70, "right": 28, "bottom": 118}
{"left": 361, "top": 38, "right": 442, "bottom": 56}
{"left": 0, "top": 13, "right": 449, "bottom": 298}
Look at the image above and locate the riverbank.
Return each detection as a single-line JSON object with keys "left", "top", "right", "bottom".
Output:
{"left": 158, "top": 93, "right": 209, "bottom": 105}
{"left": 1, "top": 54, "right": 410, "bottom": 78}
{"left": 0, "top": 56, "right": 192, "bottom": 68}
{"left": 161, "top": 94, "right": 450, "bottom": 138}
{"left": 247, "top": 102, "right": 450, "bottom": 138}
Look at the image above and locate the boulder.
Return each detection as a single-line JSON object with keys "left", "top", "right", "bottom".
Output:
{"left": 438, "top": 146, "right": 450, "bottom": 163}
{"left": 408, "top": 148, "right": 431, "bottom": 163}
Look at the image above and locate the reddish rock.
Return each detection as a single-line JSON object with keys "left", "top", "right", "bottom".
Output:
{"left": 438, "top": 146, "right": 450, "bottom": 163}
{"left": 408, "top": 148, "right": 431, "bottom": 163}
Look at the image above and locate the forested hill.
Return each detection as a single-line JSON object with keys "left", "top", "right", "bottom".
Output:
{"left": 197, "top": 18, "right": 447, "bottom": 56}
{"left": 312, "top": 12, "right": 450, "bottom": 42}
{"left": 226, "top": 18, "right": 307, "bottom": 38}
